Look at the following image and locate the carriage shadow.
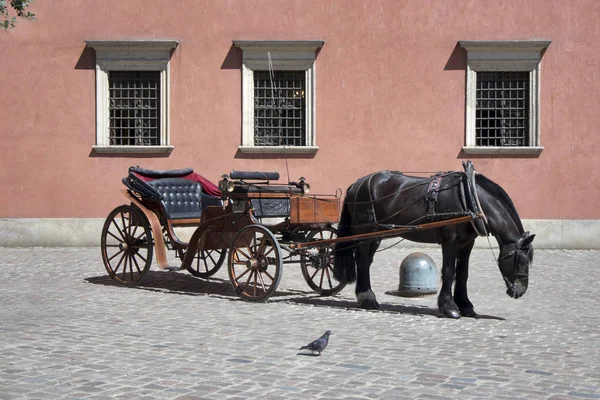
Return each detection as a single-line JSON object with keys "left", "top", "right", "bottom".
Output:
{"left": 86, "top": 270, "right": 241, "bottom": 300}
{"left": 85, "top": 271, "right": 504, "bottom": 320}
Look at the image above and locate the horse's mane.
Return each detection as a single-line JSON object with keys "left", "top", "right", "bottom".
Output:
{"left": 476, "top": 173, "right": 525, "bottom": 234}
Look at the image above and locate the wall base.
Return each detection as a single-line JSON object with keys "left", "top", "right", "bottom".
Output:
{"left": 0, "top": 218, "right": 598, "bottom": 249}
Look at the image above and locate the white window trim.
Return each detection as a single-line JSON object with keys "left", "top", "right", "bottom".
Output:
{"left": 459, "top": 40, "right": 550, "bottom": 155}
{"left": 233, "top": 40, "right": 323, "bottom": 155}
{"left": 86, "top": 40, "right": 178, "bottom": 154}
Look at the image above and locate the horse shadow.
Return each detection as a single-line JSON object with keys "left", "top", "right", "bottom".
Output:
{"left": 85, "top": 271, "right": 504, "bottom": 320}
{"left": 274, "top": 294, "right": 505, "bottom": 320}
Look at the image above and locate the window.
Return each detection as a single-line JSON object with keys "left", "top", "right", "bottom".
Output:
{"left": 233, "top": 40, "right": 324, "bottom": 154}
{"left": 459, "top": 40, "right": 550, "bottom": 155}
{"left": 109, "top": 71, "right": 161, "bottom": 146}
{"left": 254, "top": 70, "right": 306, "bottom": 146}
{"left": 86, "top": 40, "right": 178, "bottom": 154}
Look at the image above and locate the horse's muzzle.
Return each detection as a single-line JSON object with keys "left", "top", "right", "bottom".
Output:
{"left": 505, "top": 277, "right": 528, "bottom": 299}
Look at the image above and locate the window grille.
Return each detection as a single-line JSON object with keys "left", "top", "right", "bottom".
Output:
{"left": 475, "top": 71, "right": 529, "bottom": 147}
{"left": 254, "top": 70, "right": 306, "bottom": 146}
{"left": 108, "top": 71, "right": 161, "bottom": 146}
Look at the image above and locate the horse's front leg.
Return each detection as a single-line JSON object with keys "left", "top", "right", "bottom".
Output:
{"left": 355, "top": 240, "right": 380, "bottom": 309}
{"left": 438, "top": 243, "right": 461, "bottom": 318}
{"left": 454, "top": 240, "right": 477, "bottom": 317}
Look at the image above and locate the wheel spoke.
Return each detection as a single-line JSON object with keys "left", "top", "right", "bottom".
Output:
{"left": 327, "top": 265, "right": 336, "bottom": 288}
{"left": 121, "top": 253, "right": 129, "bottom": 281}
{"left": 309, "top": 266, "right": 320, "bottom": 281}
{"left": 234, "top": 265, "right": 252, "bottom": 281}
{"left": 257, "top": 235, "right": 268, "bottom": 257}
{"left": 243, "top": 269, "right": 255, "bottom": 291}
{"left": 253, "top": 269, "right": 258, "bottom": 297}
{"left": 195, "top": 254, "right": 201, "bottom": 272}
{"left": 107, "top": 248, "right": 124, "bottom": 262}
{"left": 319, "top": 267, "right": 325, "bottom": 287}
{"left": 110, "top": 220, "right": 126, "bottom": 242}
{"left": 206, "top": 251, "right": 217, "bottom": 265}
{"left": 112, "top": 251, "right": 126, "bottom": 275}
{"left": 260, "top": 245, "right": 275, "bottom": 259}
{"left": 130, "top": 223, "right": 139, "bottom": 241}
{"left": 131, "top": 253, "right": 143, "bottom": 274}
{"left": 128, "top": 254, "right": 134, "bottom": 281}
{"left": 324, "top": 265, "right": 333, "bottom": 289}
{"left": 136, "top": 252, "right": 148, "bottom": 264}
{"left": 261, "top": 269, "right": 275, "bottom": 282}
{"left": 132, "top": 229, "right": 146, "bottom": 242}
{"left": 235, "top": 248, "right": 252, "bottom": 261}
{"left": 120, "top": 212, "right": 129, "bottom": 239}
{"left": 257, "top": 270, "right": 267, "bottom": 293}
{"left": 201, "top": 255, "right": 209, "bottom": 273}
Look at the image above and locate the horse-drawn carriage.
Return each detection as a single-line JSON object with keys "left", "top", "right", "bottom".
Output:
{"left": 101, "top": 162, "right": 535, "bottom": 318}
{"left": 101, "top": 166, "right": 345, "bottom": 301}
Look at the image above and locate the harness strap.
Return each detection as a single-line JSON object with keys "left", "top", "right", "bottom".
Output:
{"left": 425, "top": 175, "right": 443, "bottom": 220}
{"left": 352, "top": 173, "right": 379, "bottom": 228}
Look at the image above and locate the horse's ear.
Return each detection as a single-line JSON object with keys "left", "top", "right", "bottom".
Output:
{"left": 521, "top": 232, "right": 535, "bottom": 246}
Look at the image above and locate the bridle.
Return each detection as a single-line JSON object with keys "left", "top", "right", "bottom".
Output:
{"left": 498, "top": 244, "right": 531, "bottom": 296}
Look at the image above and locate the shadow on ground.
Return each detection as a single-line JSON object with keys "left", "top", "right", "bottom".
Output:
{"left": 86, "top": 270, "right": 248, "bottom": 300}
{"left": 85, "top": 271, "right": 504, "bottom": 320}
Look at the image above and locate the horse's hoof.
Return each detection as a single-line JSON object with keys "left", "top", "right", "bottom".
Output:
{"left": 359, "top": 299, "right": 380, "bottom": 310}
{"left": 460, "top": 308, "right": 477, "bottom": 318}
{"left": 357, "top": 290, "right": 379, "bottom": 310}
{"left": 442, "top": 309, "right": 461, "bottom": 319}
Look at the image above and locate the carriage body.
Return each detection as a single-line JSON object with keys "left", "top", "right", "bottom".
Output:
{"left": 100, "top": 167, "right": 344, "bottom": 301}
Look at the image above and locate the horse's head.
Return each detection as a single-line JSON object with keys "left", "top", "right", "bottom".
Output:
{"left": 497, "top": 231, "right": 535, "bottom": 299}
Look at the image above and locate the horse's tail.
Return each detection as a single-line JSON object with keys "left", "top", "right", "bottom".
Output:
{"left": 334, "top": 192, "right": 357, "bottom": 284}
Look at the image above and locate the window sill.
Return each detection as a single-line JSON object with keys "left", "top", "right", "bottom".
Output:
{"left": 238, "top": 146, "right": 319, "bottom": 155}
{"left": 92, "top": 145, "right": 174, "bottom": 154}
{"left": 462, "top": 146, "right": 544, "bottom": 155}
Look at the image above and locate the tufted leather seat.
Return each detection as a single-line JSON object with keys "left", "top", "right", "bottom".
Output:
{"left": 146, "top": 178, "right": 206, "bottom": 220}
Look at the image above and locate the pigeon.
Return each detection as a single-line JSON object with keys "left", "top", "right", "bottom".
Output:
{"left": 298, "top": 330, "right": 332, "bottom": 356}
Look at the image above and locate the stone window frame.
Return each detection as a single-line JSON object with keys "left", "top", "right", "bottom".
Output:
{"left": 86, "top": 40, "right": 178, "bottom": 154}
{"left": 459, "top": 40, "right": 551, "bottom": 155}
{"left": 233, "top": 40, "right": 324, "bottom": 155}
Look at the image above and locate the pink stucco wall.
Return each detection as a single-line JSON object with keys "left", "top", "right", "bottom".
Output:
{"left": 1, "top": 0, "right": 598, "bottom": 219}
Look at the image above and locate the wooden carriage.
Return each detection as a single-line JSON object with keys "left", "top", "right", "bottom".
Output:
{"left": 100, "top": 167, "right": 344, "bottom": 301}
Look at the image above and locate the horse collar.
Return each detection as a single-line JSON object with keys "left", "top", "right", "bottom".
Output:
{"left": 462, "top": 164, "right": 489, "bottom": 237}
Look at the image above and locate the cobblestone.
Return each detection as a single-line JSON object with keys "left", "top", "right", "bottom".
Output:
{"left": 0, "top": 246, "right": 598, "bottom": 399}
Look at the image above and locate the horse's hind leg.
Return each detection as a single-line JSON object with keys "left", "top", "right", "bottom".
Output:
{"left": 454, "top": 240, "right": 476, "bottom": 317}
{"left": 438, "top": 243, "right": 461, "bottom": 318}
{"left": 355, "top": 240, "right": 380, "bottom": 309}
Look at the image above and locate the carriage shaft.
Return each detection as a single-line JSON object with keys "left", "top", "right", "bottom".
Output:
{"left": 289, "top": 214, "right": 479, "bottom": 250}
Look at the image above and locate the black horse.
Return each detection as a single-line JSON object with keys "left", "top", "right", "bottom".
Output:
{"left": 333, "top": 163, "right": 534, "bottom": 318}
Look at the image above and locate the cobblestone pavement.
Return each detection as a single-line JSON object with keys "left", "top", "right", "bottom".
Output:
{"left": 0, "top": 246, "right": 599, "bottom": 400}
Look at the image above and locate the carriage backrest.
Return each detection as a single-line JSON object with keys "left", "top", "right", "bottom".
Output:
{"left": 146, "top": 178, "right": 204, "bottom": 221}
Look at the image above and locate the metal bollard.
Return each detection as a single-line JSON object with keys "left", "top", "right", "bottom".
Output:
{"left": 397, "top": 252, "right": 437, "bottom": 297}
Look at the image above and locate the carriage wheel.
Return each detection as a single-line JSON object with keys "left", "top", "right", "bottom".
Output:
{"left": 228, "top": 225, "right": 283, "bottom": 302}
{"left": 101, "top": 205, "right": 153, "bottom": 286}
{"left": 186, "top": 247, "right": 227, "bottom": 278}
{"left": 300, "top": 227, "right": 346, "bottom": 296}
{"left": 180, "top": 223, "right": 227, "bottom": 278}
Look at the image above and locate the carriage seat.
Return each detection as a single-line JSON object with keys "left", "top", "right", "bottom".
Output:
{"left": 129, "top": 166, "right": 194, "bottom": 179}
{"left": 146, "top": 178, "right": 222, "bottom": 221}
